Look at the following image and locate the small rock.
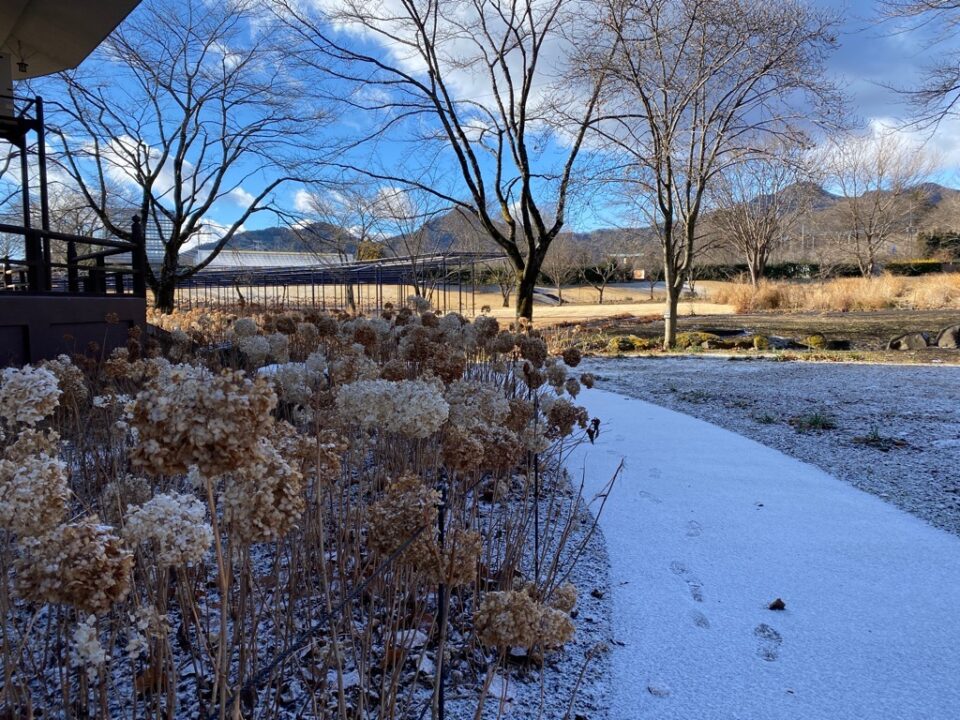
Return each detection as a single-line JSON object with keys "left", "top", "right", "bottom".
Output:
{"left": 887, "top": 332, "right": 930, "bottom": 350}
{"left": 936, "top": 324, "right": 960, "bottom": 348}
{"left": 590, "top": 588, "right": 605, "bottom": 599}
{"left": 768, "top": 598, "right": 786, "bottom": 611}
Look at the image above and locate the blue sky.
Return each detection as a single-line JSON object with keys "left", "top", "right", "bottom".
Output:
{"left": 18, "top": 0, "right": 960, "bottom": 237}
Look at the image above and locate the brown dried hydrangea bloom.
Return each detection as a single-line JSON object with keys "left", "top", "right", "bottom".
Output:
{"left": 128, "top": 366, "right": 277, "bottom": 477}
{"left": 519, "top": 336, "right": 548, "bottom": 368}
{"left": 367, "top": 475, "right": 439, "bottom": 561}
{"left": 222, "top": 439, "right": 306, "bottom": 544}
{"left": 474, "top": 587, "right": 576, "bottom": 650}
{"left": 41, "top": 355, "right": 89, "bottom": 409}
{"left": 561, "top": 347, "right": 583, "bottom": 368}
{"left": 98, "top": 475, "right": 152, "bottom": 526}
{"left": 548, "top": 582, "right": 578, "bottom": 613}
{"left": 0, "top": 451, "right": 70, "bottom": 537}
{"left": 504, "top": 398, "right": 535, "bottom": 434}
{"left": 473, "top": 590, "right": 541, "bottom": 648}
{"left": 423, "top": 527, "right": 482, "bottom": 587}
{"left": 442, "top": 426, "right": 485, "bottom": 473}
{"left": 16, "top": 516, "right": 134, "bottom": 615}
{"left": 545, "top": 398, "right": 589, "bottom": 439}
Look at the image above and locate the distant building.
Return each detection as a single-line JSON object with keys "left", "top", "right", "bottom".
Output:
{"left": 194, "top": 249, "right": 351, "bottom": 269}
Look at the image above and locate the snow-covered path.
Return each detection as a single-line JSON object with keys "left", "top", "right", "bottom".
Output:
{"left": 567, "top": 389, "right": 960, "bottom": 720}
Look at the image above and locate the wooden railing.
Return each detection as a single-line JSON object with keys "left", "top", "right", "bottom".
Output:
{"left": 0, "top": 216, "right": 147, "bottom": 297}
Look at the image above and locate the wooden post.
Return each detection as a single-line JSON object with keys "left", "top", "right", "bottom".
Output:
{"left": 131, "top": 215, "right": 147, "bottom": 297}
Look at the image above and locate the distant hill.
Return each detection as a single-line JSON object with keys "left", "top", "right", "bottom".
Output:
{"left": 198, "top": 222, "right": 356, "bottom": 256}
{"left": 198, "top": 182, "right": 960, "bottom": 260}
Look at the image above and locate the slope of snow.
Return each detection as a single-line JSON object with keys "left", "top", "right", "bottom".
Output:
{"left": 567, "top": 389, "right": 960, "bottom": 720}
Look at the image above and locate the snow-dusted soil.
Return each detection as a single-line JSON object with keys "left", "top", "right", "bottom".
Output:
{"left": 568, "top": 388, "right": 960, "bottom": 720}
{"left": 582, "top": 356, "right": 960, "bottom": 536}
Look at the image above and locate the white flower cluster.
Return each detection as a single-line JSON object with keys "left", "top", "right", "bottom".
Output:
{"left": 445, "top": 379, "right": 511, "bottom": 432}
{"left": 0, "top": 451, "right": 69, "bottom": 537}
{"left": 267, "top": 362, "right": 321, "bottom": 408}
{"left": 124, "top": 605, "right": 168, "bottom": 660}
{"left": 0, "top": 366, "right": 61, "bottom": 427}
{"left": 232, "top": 317, "right": 258, "bottom": 337}
{"left": 237, "top": 335, "right": 270, "bottom": 367}
{"left": 124, "top": 492, "right": 212, "bottom": 566}
{"left": 71, "top": 615, "right": 108, "bottom": 682}
{"left": 335, "top": 379, "right": 449, "bottom": 439}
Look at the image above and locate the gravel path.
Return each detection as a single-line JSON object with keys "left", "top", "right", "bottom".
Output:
{"left": 582, "top": 356, "right": 960, "bottom": 536}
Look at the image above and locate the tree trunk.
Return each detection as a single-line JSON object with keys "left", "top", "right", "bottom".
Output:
{"left": 153, "top": 277, "right": 176, "bottom": 314}
{"left": 598, "top": 286, "right": 605, "bottom": 304}
{"left": 515, "top": 264, "right": 539, "bottom": 321}
{"left": 748, "top": 261, "right": 760, "bottom": 287}
{"left": 663, "top": 287, "right": 681, "bottom": 350}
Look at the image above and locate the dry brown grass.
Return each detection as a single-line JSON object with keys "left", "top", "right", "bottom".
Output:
{"left": 711, "top": 274, "right": 960, "bottom": 314}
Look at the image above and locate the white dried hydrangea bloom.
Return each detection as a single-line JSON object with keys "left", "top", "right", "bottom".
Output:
{"left": 335, "top": 379, "right": 449, "bottom": 439}
{"left": 237, "top": 335, "right": 270, "bottom": 367}
{"left": 445, "top": 380, "right": 511, "bottom": 432}
{"left": 71, "top": 615, "right": 108, "bottom": 682}
{"left": 0, "top": 452, "right": 69, "bottom": 537}
{"left": 124, "top": 492, "right": 212, "bottom": 566}
{"left": 0, "top": 366, "right": 61, "bottom": 427}
{"left": 232, "top": 317, "right": 258, "bottom": 337}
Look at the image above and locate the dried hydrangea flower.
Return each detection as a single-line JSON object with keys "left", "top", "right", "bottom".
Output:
{"left": 367, "top": 474, "right": 439, "bottom": 561}
{"left": 98, "top": 475, "right": 152, "bottom": 526}
{"left": 561, "top": 347, "right": 583, "bottom": 368}
{"left": 125, "top": 604, "right": 168, "bottom": 660}
{"left": 445, "top": 380, "right": 511, "bottom": 431}
{"left": 128, "top": 365, "right": 277, "bottom": 477}
{"left": 545, "top": 398, "right": 589, "bottom": 439}
{"left": 16, "top": 516, "right": 134, "bottom": 615}
{"left": 580, "top": 373, "right": 596, "bottom": 389}
{"left": 124, "top": 492, "right": 212, "bottom": 566}
{"left": 41, "top": 354, "right": 89, "bottom": 408}
{"left": 474, "top": 588, "right": 575, "bottom": 650}
{"left": 222, "top": 439, "right": 305, "bottom": 544}
{"left": 232, "top": 317, "right": 259, "bottom": 338}
{"left": 473, "top": 590, "right": 541, "bottom": 649}
{"left": 335, "top": 379, "right": 449, "bottom": 439}
{"left": 549, "top": 582, "right": 578, "bottom": 613}
{"left": 564, "top": 377, "right": 581, "bottom": 398}
{"left": 0, "top": 366, "right": 61, "bottom": 427}
{"left": 71, "top": 615, "right": 108, "bottom": 682}
{"left": 423, "top": 527, "right": 482, "bottom": 587}
{"left": 237, "top": 335, "right": 271, "bottom": 367}
{"left": 0, "top": 451, "right": 69, "bottom": 537}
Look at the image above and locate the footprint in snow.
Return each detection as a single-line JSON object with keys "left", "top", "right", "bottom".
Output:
{"left": 754, "top": 623, "right": 782, "bottom": 662}
{"left": 691, "top": 610, "right": 711, "bottom": 629}
{"left": 638, "top": 490, "right": 663, "bottom": 505}
{"left": 686, "top": 520, "right": 703, "bottom": 538}
{"left": 669, "top": 561, "right": 704, "bottom": 603}
{"left": 649, "top": 467, "right": 663, "bottom": 479}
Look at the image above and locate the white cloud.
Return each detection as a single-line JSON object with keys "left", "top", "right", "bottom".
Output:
{"left": 228, "top": 186, "right": 256, "bottom": 206}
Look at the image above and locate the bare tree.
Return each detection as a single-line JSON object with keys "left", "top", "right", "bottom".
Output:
{"left": 712, "top": 142, "right": 818, "bottom": 285}
{"left": 375, "top": 185, "right": 452, "bottom": 300}
{"left": 577, "top": 237, "right": 629, "bottom": 303}
{"left": 823, "top": 130, "right": 933, "bottom": 275}
{"left": 540, "top": 233, "right": 581, "bottom": 302}
{"left": 584, "top": 0, "right": 838, "bottom": 347}
{"left": 880, "top": 1, "right": 960, "bottom": 124}
{"left": 271, "top": 0, "right": 612, "bottom": 320}
{"left": 42, "top": 0, "right": 324, "bottom": 312}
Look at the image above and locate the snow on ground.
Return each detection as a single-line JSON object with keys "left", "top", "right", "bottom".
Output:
{"left": 582, "top": 356, "right": 960, "bottom": 536}
{"left": 568, "top": 388, "right": 960, "bottom": 720}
